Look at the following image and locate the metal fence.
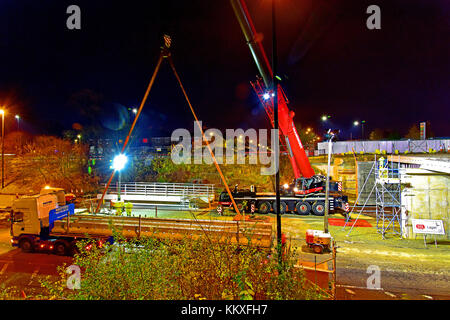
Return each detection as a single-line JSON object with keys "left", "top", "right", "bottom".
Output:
{"left": 317, "top": 139, "right": 450, "bottom": 155}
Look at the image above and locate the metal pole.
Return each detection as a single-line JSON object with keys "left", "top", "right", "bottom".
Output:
{"left": 332, "top": 241, "right": 337, "bottom": 299}
{"left": 272, "top": 0, "right": 282, "bottom": 261}
{"left": 1, "top": 113, "right": 4, "bottom": 189}
{"left": 118, "top": 170, "right": 121, "bottom": 202}
{"left": 324, "top": 138, "right": 332, "bottom": 233}
{"left": 362, "top": 122, "right": 364, "bottom": 140}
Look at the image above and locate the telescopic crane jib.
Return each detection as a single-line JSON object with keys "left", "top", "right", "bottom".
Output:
{"left": 230, "top": 0, "right": 315, "bottom": 180}
{"left": 216, "top": 0, "right": 350, "bottom": 217}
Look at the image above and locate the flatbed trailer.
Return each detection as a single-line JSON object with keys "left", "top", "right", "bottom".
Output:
{"left": 10, "top": 194, "right": 272, "bottom": 255}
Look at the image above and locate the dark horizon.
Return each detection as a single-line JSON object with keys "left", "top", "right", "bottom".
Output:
{"left": 0, "top": 0, "right": 448, "bottom": 141}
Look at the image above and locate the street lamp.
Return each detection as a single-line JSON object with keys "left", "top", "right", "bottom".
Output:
{"left": 324, "top": 129, "right": 337, "bottom": 233}
{"left": 361, "top": 120, "right": 366, "bottom": 140}
{"left": 0, "top": 109, "right": 4, "bottom": 189}
{"left": 321, "top": 115, "right": 330, "bottom": 122}
{"left": 271, "top": 0, "right": 283, "bottom": 264}
{"left": 15, "top": 115, "right": 20, "bottom": 130}
{"left": 352, "top": 120, "right": 365, "bottom": 139}
{"left": 113, "top": 154, "right": 128, "bottom": 201}
{"left": 132, "top": 108, "right": 138, "bottom": 115}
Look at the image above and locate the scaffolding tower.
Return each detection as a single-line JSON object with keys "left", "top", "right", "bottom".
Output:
{"left": 344, "top": 155, "right": 403, "bottom": 239}
{"left": 375, "top": 155, "right": 402, "bottom": 238}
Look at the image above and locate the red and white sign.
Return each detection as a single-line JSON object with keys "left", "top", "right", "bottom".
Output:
{"left": 412, "top": 219, "right": 445, "bottom": 235}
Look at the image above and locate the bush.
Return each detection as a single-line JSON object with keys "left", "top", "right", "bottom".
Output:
{"left": 41, "top": 233, "right": 323, "bottom": 300}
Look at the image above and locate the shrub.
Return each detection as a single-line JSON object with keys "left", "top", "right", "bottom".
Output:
{"left": 41, "top": 233, "right": 323, "bottom": 300}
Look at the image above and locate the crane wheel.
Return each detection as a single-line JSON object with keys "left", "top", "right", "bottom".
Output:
{"left": 258, "top": 201, "right": 271, "bottom": 214}
{"left": 312, "top": 201, "right": 326, "bottom": 216}
{"left": 295, "top": 201, "right": 311, "bottom": 215}
{"left": 273, "top": 201, "right": 287, "bottom": 215}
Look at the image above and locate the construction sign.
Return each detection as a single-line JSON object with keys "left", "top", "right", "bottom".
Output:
{"left": 412, "top": 219, "right": 445, "bottom": 235}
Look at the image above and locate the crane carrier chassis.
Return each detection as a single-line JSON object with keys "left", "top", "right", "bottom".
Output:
{"left": 217, "top": 186, "right": 349, "bottom": 217}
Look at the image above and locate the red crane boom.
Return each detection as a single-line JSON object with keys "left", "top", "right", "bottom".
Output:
{"left": 230, "top": 0, "right": 315, "bottom": 179}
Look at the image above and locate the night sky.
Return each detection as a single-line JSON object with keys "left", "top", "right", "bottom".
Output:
{"left": 0, "top": 0, "right": 448, "bottom": 140}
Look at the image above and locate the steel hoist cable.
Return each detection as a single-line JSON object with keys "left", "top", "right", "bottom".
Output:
{"left": 96, "top": 37, "right": 242, "bottom": 217}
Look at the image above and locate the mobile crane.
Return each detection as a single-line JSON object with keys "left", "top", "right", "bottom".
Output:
{"left": 217, "top": 0, "right": 349, "bottom": 216}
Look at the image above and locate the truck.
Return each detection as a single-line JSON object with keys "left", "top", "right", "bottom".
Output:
{"left": 216, "top": 0, "right": 349, "bottom": 217}
{"left": 10, "top": 191, "right": 272, "bottom": 255}
{"left": 218, "top": 181, "right": 348, "bottom": 216}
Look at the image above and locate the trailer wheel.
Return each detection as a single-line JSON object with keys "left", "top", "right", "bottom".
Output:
{"left": 295, "top": 201, "right": 311, "bottom": 215}
{"left": 273, "top": 201, "right": 287, "bottom": 215}
{"left": 258, "top": 201, "right": 271, "bottom": 214}
{"left": 312, "top": 201, "right": 326, "bottom": 216}
{"left": 54, "top": 241, "right": 68, "bottom": 256}
{"left": 19, "top": 238, "right": 34, "bottom": 253}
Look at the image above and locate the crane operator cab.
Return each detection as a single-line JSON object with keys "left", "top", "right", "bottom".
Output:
{"left": 282, "top": 176, "right": 342, "bottom": 196}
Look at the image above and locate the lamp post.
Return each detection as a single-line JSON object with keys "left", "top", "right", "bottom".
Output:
{"left": 353, "top": 120, "right": 365, "bottom": 140}
{"left": 324, "top": 129, "right": 336, "bottom": 233}
{"left": 271, "top": 0, "right": 283, "bottom": 263}
{"left": 15, "top": 115, "right": 20, "bottom": 130}
{"left": 0, "top": 109, "right": 4, "bottom": 189}
{"left": 361, "top": 120, "right": 365, "bottom": 140}
{"left": 113, "top": 154, "right": 128, "bottom": 202}
{"left": 353, "top": 121, "right": 359, "bottom": 140}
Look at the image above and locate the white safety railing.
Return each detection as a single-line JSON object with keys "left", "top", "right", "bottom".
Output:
{"left": 105, "top": 182, "right": 215, "bottom": 200}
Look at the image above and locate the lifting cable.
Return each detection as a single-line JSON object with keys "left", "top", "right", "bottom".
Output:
{"left": 96, "top": 36, "right": 242, "bottom": 218}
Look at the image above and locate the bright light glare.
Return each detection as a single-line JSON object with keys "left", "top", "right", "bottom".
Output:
{"left": 263, "top": 93, "right": 270, "bottom": 100}
{"left": 15, "top": 115, "right": 20, "bottom": 119}
{"left": 113, "top": 154, "right": 128, "bottom": 171}
{"left": 321, "top": 115, "right": 327, "bottom": 121}
{"left": 132, "top": 108, "right": 138, "bottom": 114}
{"left": 0, "top": 110, "right": 4, "bottom": 115}
{"left": 354, "top": 121, "right": 359, "bottom": 126}
{"left": 283, "top": 183, "right": 289, "bottom": 189}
